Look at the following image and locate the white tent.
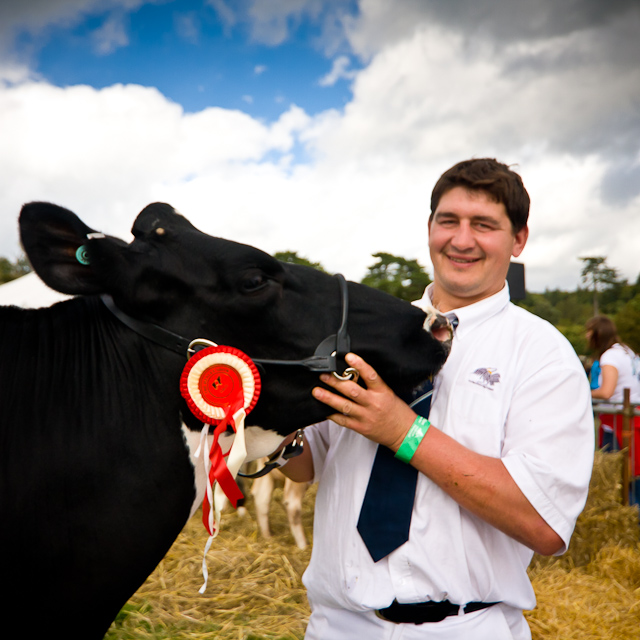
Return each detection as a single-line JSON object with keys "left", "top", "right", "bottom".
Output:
{"left": 0, "top": 272, "right": 71, "bottom": 308}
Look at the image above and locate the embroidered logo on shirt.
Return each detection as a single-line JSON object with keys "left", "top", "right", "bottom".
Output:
{"left": 470, "top": 367, "right": 501, "bottom": 389}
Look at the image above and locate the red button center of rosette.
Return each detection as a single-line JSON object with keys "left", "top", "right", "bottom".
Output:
{"left": 198, "top": 363, "right": 243, "bottom": 407}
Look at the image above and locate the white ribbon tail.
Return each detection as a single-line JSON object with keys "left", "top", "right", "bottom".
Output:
{"left": 200, "top": 409, "right": 248, "bottom": 593}
{"left": 199, "top": 534, "right": 214, "bottom": 594}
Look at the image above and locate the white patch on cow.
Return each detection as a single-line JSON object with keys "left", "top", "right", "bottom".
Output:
{"left": 182, "top": 424, "right": 207, "bottom": 518}
{"left": 182, "top": 423, "right": 286, "bottom": 519}
{"left": 219, "top": 425, "right": 286, "bottom": 462}
{"left": 414, "top": 300, "right": 440, "bottom": 331}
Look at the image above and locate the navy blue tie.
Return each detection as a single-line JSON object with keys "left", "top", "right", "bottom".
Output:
{"left": 357, "top": 380, "right": 433, "bottom": 562}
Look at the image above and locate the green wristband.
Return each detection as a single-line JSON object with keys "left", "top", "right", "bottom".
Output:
{"left": 394, "top": 415, "right": 431, "bottom": 463}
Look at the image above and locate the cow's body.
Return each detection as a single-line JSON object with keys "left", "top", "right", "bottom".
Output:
{"left": 1, "top": 202, "right": 450, "bottom": 639}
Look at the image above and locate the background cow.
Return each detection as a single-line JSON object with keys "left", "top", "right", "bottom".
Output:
{"left": 250, "top": 461, "right": 311, "bottom": 549}
{"left": 1, "top": 201, "right": 450, "bottom": 639}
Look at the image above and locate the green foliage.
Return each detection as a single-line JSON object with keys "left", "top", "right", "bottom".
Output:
{"left": 555, "top": 294, "right": 593, "bottom": 325}
{"left": 513, "top": 257, "right": 640, "bottom": 357}
{"left": 556, "top": 323, "right": 589, "bottom": 356}
{"left": 615, "top": 295, "right": 640, "bottom": 354}
{"left": 361, "top": 252, "right": 431, "bottom": 302}
{"left": 516, "top": 293, "right": 561, "bottom": 325}
{"left": 0, "top": 255, "right": 31, "bottom": 284}
{"left": 273, "top": 251, "right": 327, "bottom": 272}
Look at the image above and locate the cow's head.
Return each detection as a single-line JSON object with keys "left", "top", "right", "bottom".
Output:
{"left": 20, "top": 202, "right": 451, "bottom": 450}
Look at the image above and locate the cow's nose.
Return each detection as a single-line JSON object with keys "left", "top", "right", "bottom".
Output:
{"left": 426, "top": 310, "right": 454, "bottom": 346}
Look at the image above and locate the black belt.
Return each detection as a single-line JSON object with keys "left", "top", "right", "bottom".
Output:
{"left": 376, "top": 599, "right": 499, "bottom": 624}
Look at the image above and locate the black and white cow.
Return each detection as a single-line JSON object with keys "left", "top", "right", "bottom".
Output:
{"left": 1, "top": 202, "right": 450, "bottom": 639}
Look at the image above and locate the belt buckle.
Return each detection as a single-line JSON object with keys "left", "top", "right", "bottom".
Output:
{"left": 374, "top": 609, "right": 389, "bottom": 622}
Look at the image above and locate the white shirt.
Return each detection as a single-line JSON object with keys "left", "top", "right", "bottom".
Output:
{"left": 302, "top": 284, "right": 594, "bottom": 637}
{"left": 598, "top": 343, "right": 640, "bottom": 406}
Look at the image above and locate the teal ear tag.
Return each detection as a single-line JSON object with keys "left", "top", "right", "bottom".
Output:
{"left": 76, "top": 245, "right": 90, "bottom": 265}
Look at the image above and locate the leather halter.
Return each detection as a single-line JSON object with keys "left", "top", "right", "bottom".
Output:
{"left": 100, "top": 273, "right": 355, "bottom": 379}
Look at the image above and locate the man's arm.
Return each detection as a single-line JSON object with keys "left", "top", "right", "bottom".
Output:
{"left": 312, "top": 352, "right": 564, "bottom": 556}
{"left": 278, "top": 435, "right": 315, "bottom": 483}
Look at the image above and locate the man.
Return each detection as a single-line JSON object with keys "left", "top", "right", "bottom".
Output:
{"left": 281, "top": 158, "right": 594, "bottom": 639}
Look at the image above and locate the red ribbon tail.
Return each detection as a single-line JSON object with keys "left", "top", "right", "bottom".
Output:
{"left": 209, "top": 445, "right": 245, "bottom": 508}
{"left": 200, "top": 394, "right": 247, "bottom": 536}
{"left": 202, "top": 498, "right": 213, "bottom": 536}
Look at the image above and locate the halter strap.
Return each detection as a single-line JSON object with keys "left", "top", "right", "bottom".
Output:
{"left": 100, "top": 274, "right": 352, "bottom": 376}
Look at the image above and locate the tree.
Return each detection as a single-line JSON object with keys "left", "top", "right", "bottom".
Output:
{"left": 0, "top": 255, "right": 31, "bottom": 285}
{"left": 579, "top": 256, "right": 621, "bottom": 316}
{"left": 361, "top": 252, "right": 431, "bottom": 302}
{"left": 516, "top": 293, "right": 561, "bottom": 326}
{"left": 556, "top": 323, "right": 589, "bottom": 356}
{"left": 273, "top": 251, "right": 327, "bottom": 272}
{"left": 615, "top": 295, "right": 640, "bottom": 354}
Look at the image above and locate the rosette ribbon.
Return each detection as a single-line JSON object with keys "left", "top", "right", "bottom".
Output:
{"left": 180, "top": 344, "right": 261, "bottom": 592}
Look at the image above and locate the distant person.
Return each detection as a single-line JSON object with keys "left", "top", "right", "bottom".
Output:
{"left": 586, "top": 316, "right": 640, "bottom": 451}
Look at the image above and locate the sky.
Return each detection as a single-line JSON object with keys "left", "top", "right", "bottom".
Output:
{"left": 1, "top": 0, "right": 639, "bottom": 293}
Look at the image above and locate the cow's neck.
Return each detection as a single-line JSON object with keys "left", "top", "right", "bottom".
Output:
{"left": 0, "top": 297, "right": 185, "bottom": 431}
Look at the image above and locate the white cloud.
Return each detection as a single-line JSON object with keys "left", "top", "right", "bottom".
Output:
{"left": 0, "top": 0, "right": 148, "bottom": 50}
{"left": 92, "top": 12, "right": 129, "bottom": 54}
{"left": 207, "top": 0, "right": 237, "bottom": 32}
{"left": 207, "top": 0, "right": 354, "bottom": 49}
{"left": 245, "top": 0, "right": 325, "bottom": 46}
{"left": 254, "top": 64, "right": 267, "bottom": 75}
{"left": 1, "top": 66, "right": 637, "bottom": 293}
{"left": 318, "top": 55, "right": 356, "bottom": 87}
{"left": 1, "top": 0, "right": 638, "bottom": 296}
{"left": 295, "top": 18, "right": 640, "bottom": 290}
{"left": 0, "top": 59, "right": 32, "bottom": 84}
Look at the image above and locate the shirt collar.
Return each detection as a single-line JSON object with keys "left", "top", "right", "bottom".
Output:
{"left": 415, "top": 282, "right": 511, "bottom": 341}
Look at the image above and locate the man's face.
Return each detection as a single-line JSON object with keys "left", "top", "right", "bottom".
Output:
{"left": 428, "top": 186, "right": 528, "bottom": 311}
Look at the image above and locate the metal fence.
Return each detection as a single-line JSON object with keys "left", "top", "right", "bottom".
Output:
{"left": 593, "top": 388, "right": 640, "bottom": 506}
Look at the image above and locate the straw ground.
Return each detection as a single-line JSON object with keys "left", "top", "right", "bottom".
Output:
{"left": 106, "top": 451, "right": 640, "bottom": 640}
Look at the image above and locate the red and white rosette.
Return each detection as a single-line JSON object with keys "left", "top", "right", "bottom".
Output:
{"left": 180, "top": 345, "right": 261, "bottom": 592}
{"left": 181, "top": 345, "right": 260, "bottom": 425}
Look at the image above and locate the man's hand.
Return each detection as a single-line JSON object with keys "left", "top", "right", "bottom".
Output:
{"left": 312, "top": 353, "right": 417, "bottom": 452}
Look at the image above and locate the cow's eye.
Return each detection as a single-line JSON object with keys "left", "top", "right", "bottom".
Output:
{"left": 241, "top": 273, "right": 268, "bottom": 293}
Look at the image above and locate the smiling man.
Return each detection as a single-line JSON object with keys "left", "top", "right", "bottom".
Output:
{"left": 281, "top": 158, "right": 594, "bottom": 640}
{"left": 428, "top": 183, "right": 528, "bottom": 310}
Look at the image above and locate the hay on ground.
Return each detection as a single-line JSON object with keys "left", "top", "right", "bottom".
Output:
{"left": 107, "top": 452, "right": 640, "bottom": 640}
{"left": 107, "top": 484, "right": 316, "bottom": 640}
{"left": 525, "top": 450, "right": 640, "bottom": 640}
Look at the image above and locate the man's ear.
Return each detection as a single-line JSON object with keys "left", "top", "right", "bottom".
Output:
{"left": 512, "top": 224, "right": 529, "bottom": 258}
{"left": 19, "top": 202, "right": 106, "bottom": 295}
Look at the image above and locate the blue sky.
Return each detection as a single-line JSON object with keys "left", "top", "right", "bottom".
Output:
{"left": 1, "top": 0, "right": 639, "bottom": 292}
{"left": 16, "top": 0, "right": 358, "bottom": 121}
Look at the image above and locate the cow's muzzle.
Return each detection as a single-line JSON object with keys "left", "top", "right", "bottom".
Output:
{"left": 424, "top": 308, "right": 454, "bottom": 351}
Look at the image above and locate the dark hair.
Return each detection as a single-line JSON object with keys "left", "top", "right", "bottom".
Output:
{"left": 586, "top": 315, "right": 621, "bottom": 358}
{"left": 430, "top": 158, "right": 530, "bottom": 233}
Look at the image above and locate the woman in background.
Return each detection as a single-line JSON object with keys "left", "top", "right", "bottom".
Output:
{"left": 587, "top": 316, "right": 640, "bottom": 505}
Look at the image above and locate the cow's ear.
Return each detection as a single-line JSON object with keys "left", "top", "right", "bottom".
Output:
{"left": 131, "top": 202, "right": 196, "bottom": 239}
{"left": 19, "top": 202, "right": 107, "bottom": 295}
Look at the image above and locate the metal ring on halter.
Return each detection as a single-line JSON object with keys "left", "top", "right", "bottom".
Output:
{"left": 187, "top": 338, "right": 219, "bottom": 357}
{"left": 333, "top": 367, "right": 359, "bottom": 382}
